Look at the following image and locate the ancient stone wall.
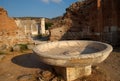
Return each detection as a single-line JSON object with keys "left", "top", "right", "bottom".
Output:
{"left": 15, "top": 18, "right": 49, "bottom": 36}
{"left": 0, "top": 7, "right": 33, "bottom": 51}
{"left": 50, "top": 26, "right": 69, "bottom": 41}
{"left": 0, "top": 7, "right": 18, "bottom": 36}
{"left": 50, "top": 0, "right": 120, "bottom": 46}
{"left": 15, "top": 19, "right": 39, "bottom": 35}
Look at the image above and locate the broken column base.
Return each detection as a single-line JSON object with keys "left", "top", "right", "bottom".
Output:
{"left": 54, "top": 65, "right": 91, "bottom": 81}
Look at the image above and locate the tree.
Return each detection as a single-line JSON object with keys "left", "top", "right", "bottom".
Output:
{"left": 45, "top": 22, "right": 53, "bottom": 30}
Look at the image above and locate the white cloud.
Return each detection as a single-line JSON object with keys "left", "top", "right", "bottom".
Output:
{"left": 41, "top": 0, "right": 62, "bottom": 4}
{"left": 51, "top": 0, "right": 62, "bottom": 3}
{"left": 41, "top": 0, "right": 49, "bottom": 3}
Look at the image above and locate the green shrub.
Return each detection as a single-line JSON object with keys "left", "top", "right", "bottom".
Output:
{"left": 18, "top": 44, "right": 28, "bottom": 51}
{"left": 13, "top": 44, "right": 28, "bottom": 52}
{"left": 0, "top": 51, "right": 5, "bottom": 55}
{"left": 45, "top": 22, "right": 53, "bottom": 30}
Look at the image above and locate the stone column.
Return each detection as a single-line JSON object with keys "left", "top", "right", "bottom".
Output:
{"left": 41, "top": 18, "right": 45, "bottom": 35}
{"left": 37, "top": 23, "right": 40, "bottom": 34}
{"left": 36, "top": 24, "right": 38, "bottom": 35}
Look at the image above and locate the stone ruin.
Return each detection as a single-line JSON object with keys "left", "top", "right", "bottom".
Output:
{"left": 0, "top": 7, "right": 50, "bottom": 52}
{"left": 0, "top": 7, "right": 33, "bottom": 51}
{"left": 49, "top": 0, "right": 120, "bottom": 46}
{"left": 15, "top": 17, "right": 48, "bottom": 36}
{"left": 15, "top": 19, "right": 39, "bottom": 35}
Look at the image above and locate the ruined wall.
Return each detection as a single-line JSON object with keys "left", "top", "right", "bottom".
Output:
{"left": 15, "top": 19, "right": 39, "bottom": 35}
{"left": 50, "top": 26, "right": 69, "bottom": 41}
{"left": 15, "top": 18, "right": 50, "bottom": 36}
{"left": 49, "top": 18, "right": 72, "bottom": 41}
{"left": 101, "top": 0, "right": 120, "bottom": 45}
{"left": 0, "top": 7, "right": 18, "bottom": 36}
{"left": 0, "top": 7, "right": 33, "bottom": 51}
{"left": 50, "top": 0, "right": 99, "bottom": 41}
{"left": 50, "top": 0, "right": 120, "bottom": 46}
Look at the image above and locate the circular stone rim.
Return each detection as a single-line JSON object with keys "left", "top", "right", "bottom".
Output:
{"left": 33, "top": 40, "right": 113, "bottom": 60}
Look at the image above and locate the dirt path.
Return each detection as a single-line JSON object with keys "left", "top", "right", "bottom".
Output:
{"left": 0, "top": 51, "right": 51, "bottom": 81}
{"left": 0, "top": 50, "right": 120, "bottom": 81}
{"left": 98, "top": 49, "right": 120, "bottom": 81}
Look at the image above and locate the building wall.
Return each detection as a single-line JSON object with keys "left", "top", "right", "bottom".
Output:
{"left": 15, "top": 19, "right": 39, "bottom": 35}
{"left": 0, "top": 7, "right": 33, "bottom": 51}
{"left": 50, "top": 0, "right": 120, "bottom": 46}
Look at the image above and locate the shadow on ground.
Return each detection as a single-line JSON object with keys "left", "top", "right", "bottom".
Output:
{"left": 113, "top": 47, "right": 120, "bottom": 52}
{"left": 11, "top": 53, "right": 52, "bottom": 70}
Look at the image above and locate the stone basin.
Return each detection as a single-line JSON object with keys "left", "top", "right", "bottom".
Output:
{"left": 33, "top": 40, "right": 113, "bottom": 81}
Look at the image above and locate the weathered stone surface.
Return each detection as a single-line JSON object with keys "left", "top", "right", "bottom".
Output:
{"left": 41, "top": 70, "right": 53, "bottom": 80}
{"left": 54, "top": 66, "right": 91, "bottom": 81}
{"left": 0, "top": 55, "right": 5, "bottom": 61}
{"left": 37, "top": 70, "right": 55, "bottom": 81}
{"left": 33, "top": 40, "right": 113, "bottom": 81}
{"left": 0, "top": 44, "right": 7, "bottom": 51}
{"left": 49, "top": 0, "right": 120, "bottom": 46}
{"left": 17, "top": 74, "right": 36, "bottom": 81}
{"left": 12, "top": 45, "right": 21, "bottom": 52}
{"left": 0, "top": 7, "right": 18, "bottom": 36}
{"left": 50, "top": 26, "right": 69, "bottom": 41}
{"left": 0, "top": 7, "right": 33, "bottom": 51}
{"left": 15, "top": 19, "right": 39, "bottom": 35}
{"left": 33, "top": 41, "right": 113, "bottom": 67}
{"left": 27, "top": 44, "right": 35, "bottom": 50}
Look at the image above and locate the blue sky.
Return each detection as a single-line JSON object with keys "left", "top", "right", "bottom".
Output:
{"left": 0, "top": 0, "right": 79, "bottom": 18}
